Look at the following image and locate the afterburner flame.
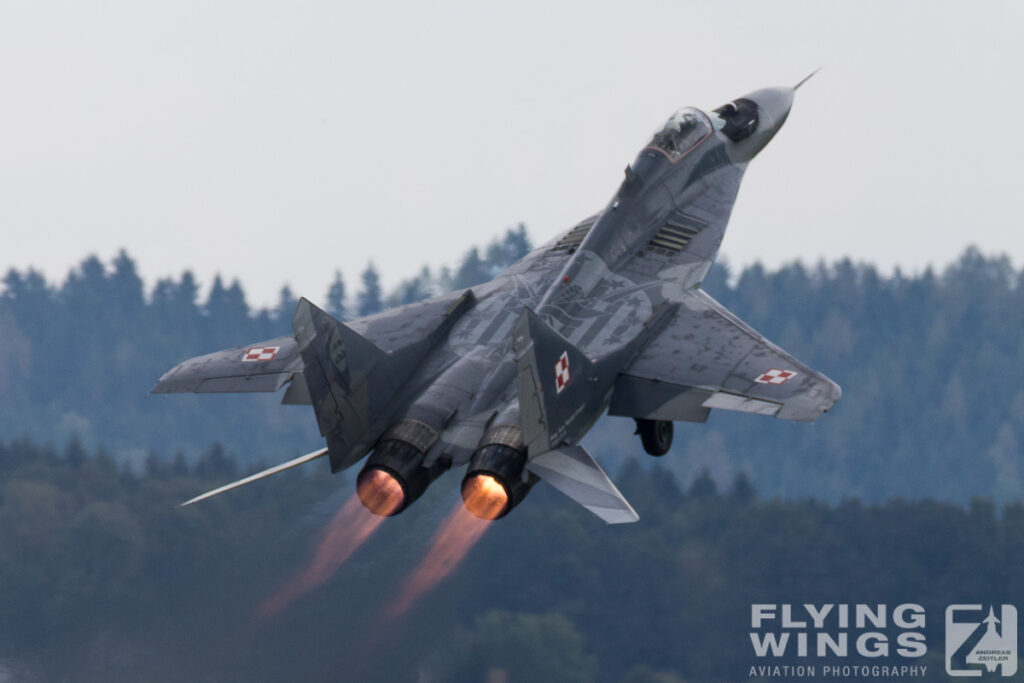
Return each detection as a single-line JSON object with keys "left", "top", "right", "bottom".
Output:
{"left": 381, "top": 499, "right": 493, "bottom": 620}
{"left": 357, "top": 468, "right": 405, "bottom": 517}
{"left": 359, "top": 486, "right": 505, "bottom": 656}
{"left": 461, "top": 473, "right": 509, "bottom": 520}
{"left": 257, "top": 495, "right": 387, "bottom": 618}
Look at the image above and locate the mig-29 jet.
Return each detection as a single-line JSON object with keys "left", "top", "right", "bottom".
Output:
{"left": 154, "top": 79, "right": 841, "bottom": 524}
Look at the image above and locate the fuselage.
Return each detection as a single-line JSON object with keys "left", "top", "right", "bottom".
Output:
{"left": 354, "top": 86, "right": 797, "bottom": 471}
{"left": 157, "top": 83, "right": 822, "bottom": 522}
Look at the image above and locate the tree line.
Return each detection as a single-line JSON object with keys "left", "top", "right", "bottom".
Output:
{"left": 0, "top": 438, "right": 1016, "bottom": 682}
{"left": 0, "top": 226, "right": 531, "bottom": 472}
{"left": 0, "top": 230, "right": 1021, "bottom": 503}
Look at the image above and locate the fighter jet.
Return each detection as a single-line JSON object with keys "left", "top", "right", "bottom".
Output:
{"left": 154, "top": 81, "right": 841, "bottom": 524}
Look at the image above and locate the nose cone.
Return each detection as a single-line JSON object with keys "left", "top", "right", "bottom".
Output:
{"left": 744, "top": 86, "right": 794, "bottom": 134}
{"left": 717, "top": 86, "right": 796, "bottom": 162}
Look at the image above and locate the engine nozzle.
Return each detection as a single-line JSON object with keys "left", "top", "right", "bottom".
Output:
{"left": 461, "top": 441, "right": 536, "bottom": 521}
{"left": 356, "top": 467, "right": 406, "bottom": 517}
{"left": 355, "top": 436, "right": 449, "bottom": 517}
{"left": 461, "top": 472, "right": 511, "bottom": 520}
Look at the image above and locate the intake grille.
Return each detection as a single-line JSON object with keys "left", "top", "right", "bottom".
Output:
{"left": 550, "top": 214, "right": 599, "bottom": 254}
{"left": 647, "top": 213, "right": 706, "bottom": 254}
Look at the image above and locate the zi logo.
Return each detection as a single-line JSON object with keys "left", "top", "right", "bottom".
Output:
{"left": 946, "top": 604, "right": 1018, "bottom": 677}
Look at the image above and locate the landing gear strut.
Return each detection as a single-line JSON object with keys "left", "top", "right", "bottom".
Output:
{"left": 635, "top": 419, "right": 673, "bottom": 456}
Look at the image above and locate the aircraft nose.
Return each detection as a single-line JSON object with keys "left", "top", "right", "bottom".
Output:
{"left": 743, "top": 86, "right": 795, "bottom": 138}
{"left": 715, "top": 85, "right": 796, "bottom": 161}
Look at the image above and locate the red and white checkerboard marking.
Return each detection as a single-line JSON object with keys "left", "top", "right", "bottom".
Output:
{"left": 554, "top": 351, "right": 571, "bottom": 394}
{"left": 242, "top": 346, "right": 280, "bottom": 362}
{"left": 755, "top": 368, "right": 797, "bottom": 385}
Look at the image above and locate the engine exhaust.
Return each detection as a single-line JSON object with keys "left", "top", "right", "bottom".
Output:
{"left": 461, "top": 426, "right": 537, "bottom": 520}
{"left": 356, "top": 420, "right": 448, "bottom": 516}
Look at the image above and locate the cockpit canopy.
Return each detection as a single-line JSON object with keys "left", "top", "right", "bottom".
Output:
{"left": 646, "top": 107, "right": 712, "bottom": 161}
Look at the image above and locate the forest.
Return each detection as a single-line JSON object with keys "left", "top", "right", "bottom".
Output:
{"left": 1, "top": 439, "right": 1021, "bottom": 682}
{"left": 1, "top": 227, "right": 1021, "bottom": 502}
{"left": 1, "top": 230, "right": 1023, "bottom": 680}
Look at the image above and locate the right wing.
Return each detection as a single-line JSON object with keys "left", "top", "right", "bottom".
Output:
{"left": 151, "top": 289, "right": 475, "bottom": 402}
{"left": 609, "top": 289, "right": 841, "bottom": 423}
{"left": 151, "top": 335, "right": 304, "bottom": 395}
{"left": 153, "top": 290, "right": 477, "bottom": 473}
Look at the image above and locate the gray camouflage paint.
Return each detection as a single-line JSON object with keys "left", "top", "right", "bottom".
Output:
{"left": 154, "top": 84, "right": 841, "bottom": 522}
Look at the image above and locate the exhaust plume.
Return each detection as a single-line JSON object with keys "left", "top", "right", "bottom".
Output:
{"left": 257, "top": 493, "right": 394, "bottom": 618}
{"left": 380, "top": 489, "right": 500, "bottom": 621}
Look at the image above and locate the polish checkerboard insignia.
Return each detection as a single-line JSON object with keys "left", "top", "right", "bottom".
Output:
{"left": 755, "top": 368, "right": 797, "bottom": 385}
{"left": 242, "top": 346, "right": 280, "bottom": 362}
{"left": 554, "top": 351, "right": 570, "bottom": 393}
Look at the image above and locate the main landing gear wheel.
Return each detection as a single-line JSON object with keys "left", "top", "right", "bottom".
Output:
{"left": 636, "top": 419, "right": 673, "bottom": 456}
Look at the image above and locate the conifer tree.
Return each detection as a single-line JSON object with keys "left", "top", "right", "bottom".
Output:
{"left": 356, "top": 263, "right": 383, "bottom": 316}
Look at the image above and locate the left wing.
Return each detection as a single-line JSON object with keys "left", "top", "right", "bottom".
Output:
{"left": 609, "top": 289, "right": 841, "bottom": 423}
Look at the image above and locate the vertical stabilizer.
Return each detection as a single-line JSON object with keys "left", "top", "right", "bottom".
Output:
{"left": 513, "top": 308, "right": 598, "bottom": 456}
{"left": 513, "top": 304, "right": 676, "bottom": 456}
{"left": 292, "top": 292, "right": 477, "bottom": 472}
{"left": 293, "top": 299, "right": 397, "bottom": 471}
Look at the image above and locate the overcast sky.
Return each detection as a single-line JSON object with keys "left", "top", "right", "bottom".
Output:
{"left": 2, "top": 1, "right": 1022, "bottom": 307}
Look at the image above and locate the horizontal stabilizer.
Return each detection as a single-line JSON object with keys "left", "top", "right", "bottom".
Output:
{"left": 527, "top": 445, "right": 638, "bottom": 524}
{"left": 179, "top": 447, "right": 328, "bottom": 507}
